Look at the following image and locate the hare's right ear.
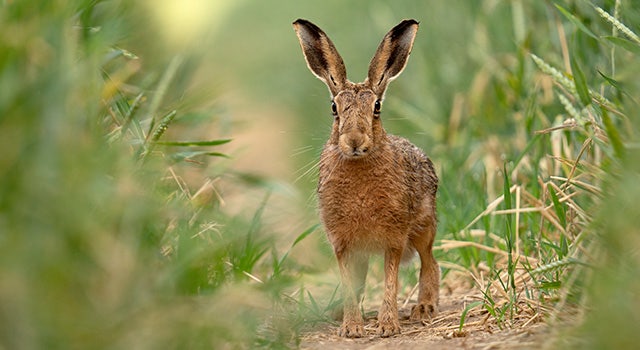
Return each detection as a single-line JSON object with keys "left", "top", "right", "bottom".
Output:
{"left": 293, "top": 19, "right": 347, "bottom": 96}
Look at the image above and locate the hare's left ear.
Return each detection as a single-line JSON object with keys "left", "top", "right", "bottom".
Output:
{"left": 367, "top": 20, "right": 419, "bottom": 98}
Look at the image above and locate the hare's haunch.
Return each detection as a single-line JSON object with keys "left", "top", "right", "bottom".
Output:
{"left": 293, "top": 19, "right": 439, "bottom": 338}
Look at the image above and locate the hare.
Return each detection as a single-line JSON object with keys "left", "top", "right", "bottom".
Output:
{"left": 293, "top": 19, "right": 439, "bottom": 338}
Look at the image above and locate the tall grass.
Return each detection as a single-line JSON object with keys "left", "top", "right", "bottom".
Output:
{"left": 0, "top": 1, "right": 305, "bottom": 348}
{"left": 419, "top": 0, "right": 640, "bottom": 344}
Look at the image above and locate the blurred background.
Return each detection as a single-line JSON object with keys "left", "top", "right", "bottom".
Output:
{"left": 1, "top": 0, "right": 638, "bottom": 348}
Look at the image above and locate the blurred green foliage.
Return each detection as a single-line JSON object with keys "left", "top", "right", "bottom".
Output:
{"left": 0, "top": 0, "right": 294, "bottom": 348}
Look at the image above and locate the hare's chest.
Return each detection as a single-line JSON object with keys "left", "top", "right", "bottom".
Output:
{"left": 319, "top": 179, "right": 394, "bottom": 211}
{"left": 317, "top": 164, "right": 410, "bottom": 239}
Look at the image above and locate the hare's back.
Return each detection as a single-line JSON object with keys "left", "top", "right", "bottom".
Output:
{"left": 389, "top": 135, "right": 438, "bottom": 198}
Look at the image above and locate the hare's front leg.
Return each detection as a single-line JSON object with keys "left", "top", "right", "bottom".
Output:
{"left": 377, "top": 248, "right": 402, "bottom": 337}
{"left": 336, "top": 250, "right": 367, "bottom": 338}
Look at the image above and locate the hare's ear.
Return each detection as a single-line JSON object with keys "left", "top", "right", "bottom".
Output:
{"left": 367, "top": 19, "right": 419, "bottom": 97}
{"left": 293, "top": 19, "right": 347, "bottom": 96}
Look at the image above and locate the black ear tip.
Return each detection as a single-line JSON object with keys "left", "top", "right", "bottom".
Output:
{"left": 293, "top": 19, "right": 318, "bottom": 29}
{"left": 389, "top": 19, "right": 419, "bottom": 38}
{"left": 395, "top": 19, "right": 419, "bottom": 31}
{"left": 293, "top": 19, "right": 324, "bottom": 34}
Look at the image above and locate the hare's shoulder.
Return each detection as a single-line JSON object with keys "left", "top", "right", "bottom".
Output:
{"left": 388, "top": 135, "right": 432, "bottom": 166}
{"left": 388, "top": 135, "right": 438, "bottom": 189}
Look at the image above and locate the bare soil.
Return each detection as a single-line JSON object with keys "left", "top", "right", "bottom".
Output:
{"left": 300, "top": 280, "right": 549, "bottom": 350}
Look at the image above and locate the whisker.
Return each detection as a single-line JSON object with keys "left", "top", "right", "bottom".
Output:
{"left": 290, "top": 145, "right": 316, "bottom": 157}
{"left": 294, "top": 159, "right": 321, "bottom": 184}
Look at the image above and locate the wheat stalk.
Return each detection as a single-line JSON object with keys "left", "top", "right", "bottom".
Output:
{"left": 593, "top": 4, "right": 640, "bottom": 44}
{"left": 531, "top": 54, "right": 614, "bottom": 108}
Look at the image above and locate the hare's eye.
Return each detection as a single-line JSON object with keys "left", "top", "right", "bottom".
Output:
{"left": 374, "top": 100, "right": 381, "bottom": 115}
{"left": 331, "top": 101, "right": 337, "bottom": 116}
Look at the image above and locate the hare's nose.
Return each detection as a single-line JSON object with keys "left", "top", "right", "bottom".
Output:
{"left": 339, "top": 132, "right": 370, "bottom": 157}
{"left": 349, "top": 137, "right": 363, "bottom": 149}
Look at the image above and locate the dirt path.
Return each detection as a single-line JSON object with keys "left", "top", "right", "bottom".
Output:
{"left": 300, "top": 281, "right": 548, "bottom": 349}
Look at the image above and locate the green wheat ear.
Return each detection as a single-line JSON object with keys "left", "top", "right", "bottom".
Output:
{"left": 530, "top": 54, "right": 614, "bottom": 109}
{"left": 530, "top": 54, "right": 573, "bottom": 92}
{"left": 557, "top": 94, "right": 587, "bottom": 127}
{"left": 530, "top": 257, "right": 588, "bottom": 275}
{"left": 593, "top": 4, "right": 640, "bottom": 44}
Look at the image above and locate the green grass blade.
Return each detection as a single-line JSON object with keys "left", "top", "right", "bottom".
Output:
{"left": 554, "top": 4, "right": 599, "bottom": 40}
{"left": 512, "top": 133, "right": 542, "bottom": 170}
{"left": 502, "top": 163, "right": 516, "bottom": 291}
{"left": 459, "top": 301, "right": 483, "bottom": 332}
{"left": 248, "top": 193, "right": 270, "bottom": 239}
{"left": 597, "top": 69, "right": 636, "bottom": 102}
{"left": 306, "top": 290, "right": 321, "bottom": 315}
{"left": 277, "top": 224, "right": 320, "bottom": 268}
{"left": 120, "top": 92, "right": 145, "bottom": 138}
{"left": 547, "top": 183, "right": 566, "bottom": 228}
{"left": 603, "top": 36, "right": 640, "bottom": 55}
{"left": 502, "top": 163, "right": 513, "bottom": 246}
{"left": 601, "top": 106, "right": 625, "bottom": 160}
{"left": 146, "top": 56, "right": 183, "bottom": 136}
{"left": 597, "top": 69, "right": 624, "bottom": 90}
{"left": 169, "top": 151, "right": 230, "bottom": 163}
{"left": 154, "top": 139, "right": 232, "bottom": 147}
{"left": 570, "top": 54, "right": 591, "bottom": 107}
{"left": 292, "top": 223, "right": 320, "bottom": 247}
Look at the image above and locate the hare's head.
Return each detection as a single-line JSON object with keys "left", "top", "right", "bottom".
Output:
{"left": 293, "top": 19, "right": 418, "bottom": 159}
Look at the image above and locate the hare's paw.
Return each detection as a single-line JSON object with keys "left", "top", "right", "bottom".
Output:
{"left": 377, "top": 319, "right": 401, "bottom": 337}
{"left": 409, "top": 302, "right": 437, "bottom": 321}
{"left": 338, "top": 321, "right": 364, "bottom": 338}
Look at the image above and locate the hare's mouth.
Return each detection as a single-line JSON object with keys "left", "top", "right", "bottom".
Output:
{"left": 347, "top": 149, "right": 368, "bottom": 158}
{"left": 339, "top": 144, "right": 370, "bottom": 158}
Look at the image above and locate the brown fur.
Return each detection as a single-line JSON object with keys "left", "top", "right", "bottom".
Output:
{"left": 293, "top": 19, "right": 439, "bottom": 338}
